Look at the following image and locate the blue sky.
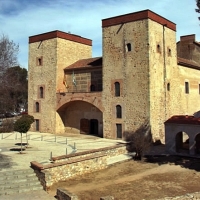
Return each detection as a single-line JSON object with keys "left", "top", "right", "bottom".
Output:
{"left": 0, "top": 0, "right": 199, "bottom": 69}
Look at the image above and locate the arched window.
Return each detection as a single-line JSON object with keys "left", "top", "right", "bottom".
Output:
{"left": 115, "top": 82, "right": 120, "bottom": 97}
{"left": 90, "top": 84, "right": 96, "bottom": 92}
{"left": 40, "top": 87, "right": 44, "bottom": 98}
{"left": 116, "top": 105, "right": 122, "bottom": 118}
{"left": 35, "top": 102, "right": 39, "bottom": 112}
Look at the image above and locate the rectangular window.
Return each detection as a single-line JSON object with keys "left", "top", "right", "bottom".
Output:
{"left": 116, "top": 124, "right": 122, "bottom": 138}
{"left": 185, "top": 82, "right": 189, "bottom": 94}
{"left": 35, "top": 119, "right": 40, "bottom": 131}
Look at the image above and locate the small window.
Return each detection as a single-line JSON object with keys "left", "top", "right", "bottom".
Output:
{"left": 116, "top": 105, "right": 122, "bottom": 118}
{"left": 199, "top": 84, "right": 200, "bottom": 95}
{"left": 167, "top": 83, "right": 170, "bottom": 91}
{"left": 157, "top": 44, "right": 161, "bottom": 53}
{"left": 90, "top": 84, "right": 96, "bottom": 92}
{"left": 37, "top": 57, "right": 43, "bottom": 66}
{"left": 40, "top": 87, "right": 44, "bottom": 98}
{"left": 126, "top": 43, "right": 132, "bottom": 52}
{"left": 115, "top": 82, "right": 120, "bottom": 97}
{"left": 35, "top": 119, "right": 40, "bottom": 131}
{"left": 168, "top": 48, "right": 172, "bottom": 56}
{"left": 35, "top": 102, "right": 39, "bottom": 112}
{"left": 185, "top": 82, "right": 189, "bottom": 94}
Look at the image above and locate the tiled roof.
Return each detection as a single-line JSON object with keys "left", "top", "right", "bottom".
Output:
{"left": 64, "top": 57, "right": 102, "bottom": 71}
{"left": 178, "top": 57, "right": 200, "bottom": 69}
{"left": 165, "top": 115, "right": 200, "bottom": 125}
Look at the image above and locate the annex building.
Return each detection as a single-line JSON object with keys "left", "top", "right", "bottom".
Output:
{"left": 28, "top": 9, "right": 200, "bottom": 143}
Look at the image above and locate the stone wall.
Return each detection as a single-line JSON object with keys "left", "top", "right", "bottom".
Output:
{"left": 64, "top": 68, "right": 102, "bottom": 93}
{"left": 148, "top": 19, "right": 177, "bottom": 142}
{"left": 28, "top": 31, "right": 92, "bottom": 134}
{"left": 31, "top": 145, "right": 127, "bottom": 189}
{"left": 102, "top": 19, "right": 150, "bottom": 139}
{"left": 156, "top": 192, "right": 200, "bottom": 200}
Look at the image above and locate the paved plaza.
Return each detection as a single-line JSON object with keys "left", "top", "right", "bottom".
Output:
{"left": 0, "top": 131, "right": 122, "bottom": 171}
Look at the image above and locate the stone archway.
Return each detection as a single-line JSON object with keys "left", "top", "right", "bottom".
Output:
{"left": 57, "top": 100, "right": 103, "bottom": 137}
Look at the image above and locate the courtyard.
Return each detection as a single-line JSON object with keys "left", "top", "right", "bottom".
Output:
{"left": 49, "top": 155, "right": 200, "bottom": 200}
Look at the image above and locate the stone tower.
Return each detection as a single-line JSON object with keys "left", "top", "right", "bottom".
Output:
{"left": 28, "top": 31, "right": 92, "bottom": 133}
{"left": 102, "top": 10, "right": 177, "bottom": 140}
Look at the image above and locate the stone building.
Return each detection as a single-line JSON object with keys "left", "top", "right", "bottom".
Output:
{"left": 28, "top": 9, "right": 200, "bottom": 142}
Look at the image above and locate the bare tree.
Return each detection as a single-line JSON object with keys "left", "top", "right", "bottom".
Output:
{"left": 124, "top": 121, "right": 152, "bottom": 160}
{"left": 0, "top": 35, "right": 20, "bottom": 113}
{"left": 0, "top": 34, "right": 19, "bottom": 73}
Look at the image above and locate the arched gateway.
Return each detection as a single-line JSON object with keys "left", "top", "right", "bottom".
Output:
{"left": 57, "top": 93, "right": 103, "bottom": 137}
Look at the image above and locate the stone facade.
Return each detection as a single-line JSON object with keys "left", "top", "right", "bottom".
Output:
{"left": 28, "top": 31, "right": 92, "bottom": 134}
{"left": 28, "top": 10, "right": 200, "bottom": 142}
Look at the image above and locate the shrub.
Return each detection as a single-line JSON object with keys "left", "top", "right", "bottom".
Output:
{"left": 124, "top": 121, "right": 152, "bottom": 160}
{"left": 14, "top": 115, "right": 34, "bottom": 133}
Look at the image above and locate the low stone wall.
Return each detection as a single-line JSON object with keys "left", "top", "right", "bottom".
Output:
{"left": 156, "top": 192, "right": 200, "bottom": 200}
{"left": 31, "top": 144, "right": 127, "bottom": 190}
{"left": 56, "top": 188, "right": 79, "bottom": 200}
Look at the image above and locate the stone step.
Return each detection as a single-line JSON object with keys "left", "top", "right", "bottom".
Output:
{"left": 0, "top": 168, "right": 43, "bottom": 195}
{"left": 0, "top": 179, "right": 42, "bottom": 190}
{"left": 0, "top": 168, "right": 33, "bottom": 176}
{"left": 0, "top": 175, "right": 39, "bottom": 185}
{"left": 0, "top": 185, "right": 43, "bottom": 195}
{"left": 0, "top": 172, "right": 37, "bottom": 181}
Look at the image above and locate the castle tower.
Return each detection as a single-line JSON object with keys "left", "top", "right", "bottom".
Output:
{"left": 102, "top": 10, "right": 177, "bottom": 140}
{"left": 28, "top": 31, "right": 92, "bottom": 134}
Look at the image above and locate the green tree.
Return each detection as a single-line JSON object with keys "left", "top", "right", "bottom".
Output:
{"left": 14, "top": 115, "right": 34, "bottom": 153}
{"left": 0, "top": 66, "right": 28, "bottom": 113}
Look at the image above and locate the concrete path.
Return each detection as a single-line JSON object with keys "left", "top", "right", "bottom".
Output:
{"left": 0, "top": 131, "right": 122, "bottom": 171}
{"left": 0, "top": 131, "right": 167, "bottom": 199}
{"left": 0, "top": 131, "right": 124, "bottom": 199}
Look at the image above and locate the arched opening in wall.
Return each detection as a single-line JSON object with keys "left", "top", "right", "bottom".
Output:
{"left": 35, "top": 102, "right": 39, "bottom": 112}
{"left": 175, "top": 131, "right": 189, "bottom": 154}
{"left": 40, "top": 87, "right": 44, "bottom": 98}
{"left": 195, "top": 133, "right": 200, "bottom": 154}
{"left": 90, "top": 119, "right": 98, "bottom": 135}
{"left": 115, "top": 82, "right": 120, "bottom": 97}
{"left": 116, "top": 105, "right": 122, "bottom": 118}
{"left": 57, "top": 100, "right": 102, "bottom": 137}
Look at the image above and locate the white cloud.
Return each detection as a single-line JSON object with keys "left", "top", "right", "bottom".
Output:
{"left": 0, "top": 0, "right": 199, "bottom": 68}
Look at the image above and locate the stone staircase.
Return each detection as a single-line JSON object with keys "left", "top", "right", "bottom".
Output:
{"left": 0, "top": 168, "right": 43, "bottom": 195}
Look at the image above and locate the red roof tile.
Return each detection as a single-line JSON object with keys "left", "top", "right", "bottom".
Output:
{"left": 165, "top": 115, "right": 200, "bottom": 125}
{"left": 64, "top": 57, "right": 102, "bottom": 71}
{"left": 178, "top": 57, "right": 200, "bottom": 69}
